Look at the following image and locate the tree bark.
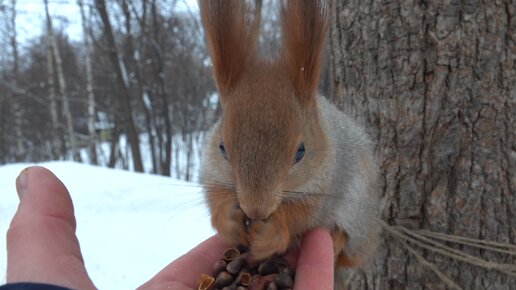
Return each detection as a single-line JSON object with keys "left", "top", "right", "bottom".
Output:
{"left": 44, "top": 0, "right": 78, "bottom": 161}
{"left": 45, "top": 18, "right": 62, "bottom": 160}
{"left": 95, "top": 0, "right": 144, "bottom": 172}
{"left": 9, "top": 0, "right": 24, "bottom": 161}
{"left": 330, "top": 0, "right": 515, "bottom": 289}
{"left": 123, "top": 0, "right": 160, "bottom": 174}
{"left": 78, "top": 0, "right": 98, "bottom": 165}
{"left": 150, "top": 0, "right": 172, "bottom": 176}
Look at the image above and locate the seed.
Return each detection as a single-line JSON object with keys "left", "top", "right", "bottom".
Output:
{"left": 248, "top": 276, "right": 269, "bottom": 290}
{"left": 279, "top": 267, "right": 294, "bottom": 279}
{"left": 212, "top": 260, "right": 227, "bottom": 276}
{"left": 214, "top": 271, "right": 235, "bottom": 288}
{"left": 272, "top": 257, "right": 289, "bottom": 271}
{"left": 227, "top": 257, "right": 246, "bottom": 274}
{"left": 243, "top": 254, "right": 259, "bottom": 270}
{"left": 266, "top": 282, "right": 278, "bottom": 290}
{"left": 222, "top": 248, "right": 240, "bottom": 262}
{"left": 198, "top": 274, "right": 215, "bottom": 290}
{"left": 198, "top": 245, "right": 296, "bottom": 290}
{"left": 274, "top": 273, "right": 293, "bottom": 288}
{"left": 257, "top": 259, "right": 277, "bottom": 276}
{"left": 236, "top": 271, "right": 253, "bottom": 286}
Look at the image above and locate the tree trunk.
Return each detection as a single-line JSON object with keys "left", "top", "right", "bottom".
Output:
{"left": 330, "top": 0, "right": 515, "bottom": 289}
{"left": 150, "top": 0, "right": 172, "bottom": 176}
{"left": 124, "top": 0, "right": 160, "bottom": 174}
{"left": 78, "top": 0, "right": 98, "bottom": 165}
{"left": 45, "top": 22, "right": 62, "bottom": 160}
{"left": 95, "top": 0, "right": 144, "bottom": 172}
{"left": 44, "top": 0, "right": 78, "bottom": 161}
{"left": 108, "top": 117, "right": 121, "bottom": 169}
{"left": 9, "top": 0, "right": 24, "bottom": 161}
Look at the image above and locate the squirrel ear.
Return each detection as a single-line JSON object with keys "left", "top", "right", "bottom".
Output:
{"left": 199, "top": 0, "right": 260, "bottom": 101}
{"left": 280, "top": 0, "right": 329, "bottom": 105}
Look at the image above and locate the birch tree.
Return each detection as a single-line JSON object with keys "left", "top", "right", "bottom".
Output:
{"left": 45, "top": 29, "right": 61, "bottom": 160}
{"left": 44, "top": 0, "right": 78, "bottom": 160}
{"left": 78, "top": 0, "right": 97, "bottom": 165}
{"left": 9, "top": 0, "right": 24, "bottom": 160}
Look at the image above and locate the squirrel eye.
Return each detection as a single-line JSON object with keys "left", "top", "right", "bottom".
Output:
{"left": 219, "top": 141, "right": 228, "bottom": 160}
{"left": 293, "top": 142, "right": 305, "bottom": 164}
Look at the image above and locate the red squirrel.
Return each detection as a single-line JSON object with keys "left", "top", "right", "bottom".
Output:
{"left": 199, "top": 0, "right": 380, "bottom": 286}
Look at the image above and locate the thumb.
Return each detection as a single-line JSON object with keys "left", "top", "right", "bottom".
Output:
{"left": 294, "top": 228, "right": 334, "bottom": 290}
{"left": 6, "top": 166, "right": 96, "bottom": 290}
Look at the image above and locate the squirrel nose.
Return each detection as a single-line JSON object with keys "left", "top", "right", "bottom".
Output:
{"left": 244, "top": 210, "right": 269, "bottom": 221}
{"left": 239, "top": 204, "right": 271, "bottom": 221}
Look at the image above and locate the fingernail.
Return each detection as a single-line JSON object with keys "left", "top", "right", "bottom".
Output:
{"left": 16, "top": 168, "right": 29, "bottom": 199}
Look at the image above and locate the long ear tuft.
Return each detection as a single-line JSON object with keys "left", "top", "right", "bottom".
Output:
{"left": 199, "top": 0, "right": 259, "bottom": 98}
{"left": 281, "top": 0, "right": 329, "bottom": 104}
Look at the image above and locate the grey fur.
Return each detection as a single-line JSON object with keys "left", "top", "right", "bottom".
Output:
{"left": 315, "top": 96, "right": 380, "bottom": 261}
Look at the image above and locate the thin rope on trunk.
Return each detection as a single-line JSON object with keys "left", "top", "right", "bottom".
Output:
{"left": 380, "top": 220, "right": 516, "bottom": 284}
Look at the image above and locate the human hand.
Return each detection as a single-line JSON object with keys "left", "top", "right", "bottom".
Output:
{"left": 5, "top": 166, "right": 333, "bottom": 290}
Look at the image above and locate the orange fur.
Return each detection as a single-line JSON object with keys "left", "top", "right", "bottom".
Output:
{"left": 205, "top": 187, "right": 248, "bottom": 246}
{"left": 281, "top": 0, "right": 329, "bottom": 104}
{"left": 247, "top": 195, "right": 328, "bottom": 259}
{"left": 199, "top": 0, "right": 259, "bottom": 97}
{"left": 332, "top": 230, "right": 363, "bottom": 268}
{"left": 206, "top": 156, "right": 325, "bottom": 260}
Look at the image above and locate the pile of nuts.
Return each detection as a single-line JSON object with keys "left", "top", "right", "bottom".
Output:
{"left": 198, "top": 245, "right": 295, "bottom": 290}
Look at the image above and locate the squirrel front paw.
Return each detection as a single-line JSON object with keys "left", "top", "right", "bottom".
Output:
{"left": 210, "top": 196, "right": 291, "bottom": 260}
{"left": 211, "top": 201, "right": 248, "bottom": 246}
{"left": 247, "top": 210, "right": 290, "bottom": 260}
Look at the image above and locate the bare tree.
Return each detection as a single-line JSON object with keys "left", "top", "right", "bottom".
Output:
{"left": 45, "top": 29, "right": 61, "bottom": 160}
{"left": 0, "top": 0, "right": 24, "bottom": 162}
{"left": 78, "top": 0, "right": 98, "bottom": 165}
{"left": 44, "top": 0, "right": 78, "bottom": 160}
{"left": 149, "top": 0, "right": 173, "bottom": 176}
{"left": 95, "top": 0, "right": 144, "bottom": 172}
{"left": 121, "top": 0, "right": 160, "bottom": 174}
{"left": 0, "top": 0, "right": 215, "bottom": 176}
{"left": 330, "top": 1, "right": 515, "bottom": 289}
{"left": 9, "top": 0, "right": 24, "bottom": 160}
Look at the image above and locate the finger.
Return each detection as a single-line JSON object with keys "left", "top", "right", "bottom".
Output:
{"left": 138, "top": 235, "right": 227, "bottom": 290}
{"left": 6, "top": 166, "right": 96, "bottom": 290}
{"left": 294, "top": 227, "right": 334, "bottom": 290}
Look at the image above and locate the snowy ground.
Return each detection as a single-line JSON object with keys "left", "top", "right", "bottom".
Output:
{"left": 0, "top": 161, "right": 215, "bottom": 289}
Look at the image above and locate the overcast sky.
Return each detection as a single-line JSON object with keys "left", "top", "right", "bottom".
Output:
{"left": 15, "top": 0, "right": 198, "bottom": 44}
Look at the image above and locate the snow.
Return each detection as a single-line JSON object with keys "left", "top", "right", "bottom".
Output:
{"left": 0, "top": 161, "right": 215, "bottom": 289}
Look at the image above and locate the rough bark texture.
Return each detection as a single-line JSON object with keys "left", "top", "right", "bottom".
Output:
{"left": 330, "top": 0, "right": 515, "bottom": 289}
